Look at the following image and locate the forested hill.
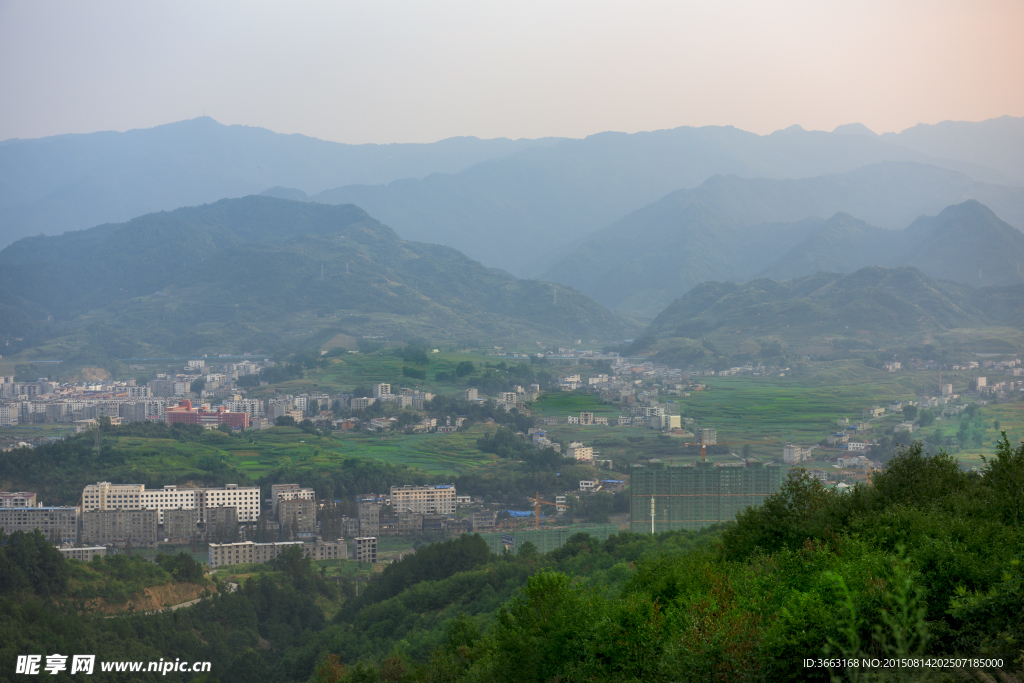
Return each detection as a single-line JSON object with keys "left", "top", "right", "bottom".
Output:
{"left": 3, "top": 440, "right": 1024, "bottom": 681}
{"left": 0, "top": 196, "right": 634, "bottom": 359}
{"left": 634, "top": 266, "right": 1024, "bottom": 359}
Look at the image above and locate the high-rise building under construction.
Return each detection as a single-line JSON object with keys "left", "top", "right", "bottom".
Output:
{"left": 630, "top": 459, "right": 782, "bottom": 532}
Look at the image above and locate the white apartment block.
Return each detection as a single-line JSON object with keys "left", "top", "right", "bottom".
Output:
{"left": 0, "top": 491, "right": 37, "bottom": 508}
{"left": 224, "top": 399, "right": 263, "bottom": 418}
{"left": 0, "top": 405, "right": 17, "bottom": 426}
{"left": 373, "top": 383, "right": 392, "bottom": 398}
{"left": 390, "top": 485, "right": 456, "bottom": 515}
{"left": 208, "top": 539, "right": 346, "bottom": 568}
{"left": 82, "top": 482, "right": 197, "bottom": 524}
{"left": 82, "top": 482, "right": 260, "bottom": 524}
{"left": 57, "top": 546, "right": 107, "bottom": 561}
{"left": 271, "top": 484, "right": 316, "bottom": 516}
{"left": 198, "top": 484, "right": 261, "bottom": 522}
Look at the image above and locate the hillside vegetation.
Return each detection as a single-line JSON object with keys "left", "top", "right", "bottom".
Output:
{"left": 3, "top": 439, "right": 1024, "bottom": 681}
{"left": 0, "top": 196, "right": 634, "bottom": 360}
{"left": 634, "top": 266, "right": 1024, "bottom": 359}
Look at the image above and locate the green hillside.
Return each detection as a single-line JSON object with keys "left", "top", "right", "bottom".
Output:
{"left": 638, "top": 266, "right": 1024, "bottom": 358}
{"left": 0, "top": 196, "right": 635, "bottom": 360}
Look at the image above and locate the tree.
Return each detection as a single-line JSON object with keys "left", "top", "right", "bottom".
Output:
{"left": 276, "top": 416, "right": 296, "bottom": 427}
{"left": 456, "top": 361, "right": 475, "bottom": 377}
{"left": 308, "top": 399, "right": 319, "bottom": 416}
{"left": 902, "top": 405, "right": 918, "bottom": 421}
{"left": 917, "top": 409, "right": 936, "bottom": 428}
{"left": 982, "top": 434, "right": 1024, "bottom": 526}
{"left": 190, "top": 377, "right": 205, "bottom": 394}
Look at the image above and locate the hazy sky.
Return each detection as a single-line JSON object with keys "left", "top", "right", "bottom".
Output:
{"left": 1, "top": 0, "right": 1022, "bottom": 144}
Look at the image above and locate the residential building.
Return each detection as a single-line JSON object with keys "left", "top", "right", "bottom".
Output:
{"left": 0, "top": 507, "right": 78, "bottom": 543}
{"left": 567, "top": 442, "right": 594, "bottom": 462}
{"left": 197, "top": 484, "right": 261, "bottom": 522}
{"left": 82, "top": 509, "right": 158, "bottom": 545}
{"left": 827, "top": 433, "right": 850, "bottom": 446}
{"left": 271, "top": 484, "right": 316, "bottom": 517}
{"left": 465, "top": 388, "right": 479, "bottom": 401}
{"left": 862, "top": 407, "right": 886, "bottom": 418}
{"left": 579, "top": 480, "right": 598, "bottom": 492}
{"left": 373, "top": 384, "right": 392, "bottom": 398}
{"left": 165, "top": 400, "right": 249, "bottom": 429}
{"left": 357, "top": 500, "right": 381, "bottom": 536}
{"left": 208, "top": 540, "right": 347, "bottom": 568}
{"left": 353, "top": 537, "right": 377, "bottom": 564}
{"left": 0, "top": 491, "right": 37, "bottom": 508}
{"left": 700, "top": 428, "right": 717, "bottom": 445}
{"left": 56, "top": 546, "right": 106, "bottom": 561}
{"left": 82, "top": 482, "right": 198, "bottom": 525}
{"left": 579, "top": 412, "right": 594, "bottom": 425}
{"left": 162, "top": 508, "right": 198, "bottom": 542}
{"left": 350, "top": 397, "right": 376, "bottom": 411}
{"left": 390, "top": 484, "right": 457, "bottom": 515}
{"left": 783, "top": 444, "right": 810, "bottom": 464}
{"left": 205, "top": 506, "right": 238, "bottom": 541}
{"left": 278, "top": 498, "right": 316, "bottom": 536}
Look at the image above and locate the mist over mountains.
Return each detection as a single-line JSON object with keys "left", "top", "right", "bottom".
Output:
{"left": 273, "top": 122, "right": 1024, "bottom": 276}
{"left": 541, "top": 165, "right": 1024, "bottom": 317}
{"left": 3, "top": 115, "right": 1023, "bottom": 274}
{"left": 0, "top": 117, "right": 563, "bottom": 247}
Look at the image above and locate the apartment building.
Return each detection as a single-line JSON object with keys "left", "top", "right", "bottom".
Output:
{"left": 0, "top": 491, "right": 37, "bottom": 508}
{"left": 278, "top": 498, "right": 316, "bottom": 535}
{"left": 208, "top": 539, "right": 347, "bottom": 568}
{"left": 197, "top": 484, "right": 261, "bottom": 522}
{"left": 0, "top": 507, "right": 78, "bottom": 543}
{"left": 162, "top": 508, "right": 199, "bottom": 541}
{"left": 82, "top": 481, "right": 258, "bottom": 524}
{"left": 353, "top": 537, "right": 377, "bottom": 564}
{"left": 270, "top": 484, "right": 316, "bottom": 516}
{"left": 390, "top": 484, "right": 456, "bottom": 515}
{"left": 56, "top": 546, "right": 106, "bottom": 561}
{"left": 81, "top": 509, "right": 158, "bottom": 545}
{"left": 82, "top": 482, "right": 198, "bottom": 524}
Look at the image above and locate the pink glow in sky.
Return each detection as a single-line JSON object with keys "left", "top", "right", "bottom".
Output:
{"left": 1, "top": 0, "right": 1022, "bottom": 143}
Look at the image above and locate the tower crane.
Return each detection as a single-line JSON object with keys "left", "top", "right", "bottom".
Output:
{"left": 527, "top": 491, "right": 559, "bottom": 528}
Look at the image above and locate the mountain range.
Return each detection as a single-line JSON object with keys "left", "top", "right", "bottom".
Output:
{"left": 0, "top": 196, "right": 635, "bottom": 361}
{"left": 4, "top": 116, "right": 1023, "bottom": 276}
{"left": 540, "top": 163, "right": 1024, "bottom": 317}
{"left": 0, "top": 117, "right": 562, "bottom": 247}
{"left": 636, "top": 266, "right": 1024, "bottom": 364}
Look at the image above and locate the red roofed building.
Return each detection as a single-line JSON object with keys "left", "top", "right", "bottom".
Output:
{"left": 166, "top": 400, "right": 249, "bottom": 429}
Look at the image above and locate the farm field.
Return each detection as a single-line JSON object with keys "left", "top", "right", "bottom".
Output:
{"left": 531, "top": 360, "right": 1023, "bottom": 467}
{"left": 215, "top": 425, "right": 499, "bottom": 478}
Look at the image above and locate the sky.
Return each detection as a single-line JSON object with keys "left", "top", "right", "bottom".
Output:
{"left": 1, "top": 0, "right": 1023, "bottom": 144}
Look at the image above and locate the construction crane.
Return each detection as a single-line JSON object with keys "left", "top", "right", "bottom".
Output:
{"left": 683, "top": 439, "right": 778, "bottom": 462}
{"left": 527, "top": 491, "right": 559, "bottom": 528}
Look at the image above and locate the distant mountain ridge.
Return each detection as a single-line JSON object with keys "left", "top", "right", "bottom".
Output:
{"left": 540, "top": 163, "right": 1024, "bottom": 317}
{"left": 0, "top": 117, "right": 563, "bottom": 247}
{"left": 4, "top": 115, "right": 1023, "bottom": 271}
{"left": 0, "top": 196, "right": 635, "bottom": 359}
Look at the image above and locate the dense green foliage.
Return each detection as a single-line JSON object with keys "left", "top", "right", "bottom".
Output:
{"left": 6, "top": 438, "right": 1024, "bottom": 681}
{"left": 0, "top": 196, "right": 633, "bottom": 359}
